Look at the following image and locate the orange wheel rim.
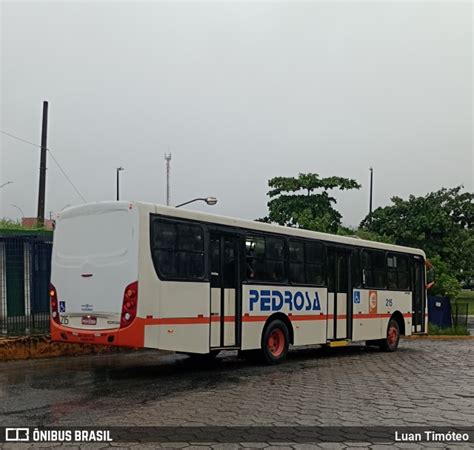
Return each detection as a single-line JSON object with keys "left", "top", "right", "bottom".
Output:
{"left": 267, "top": 329, "right": 285, "bottom": 357}
{"left": 388, "top": 325, "right": 398, "bottom": 345}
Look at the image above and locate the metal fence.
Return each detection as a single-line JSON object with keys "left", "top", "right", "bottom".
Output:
{"left": 451, "top": 302, "right": 469, "bottom": 329}
{"left": 0, "top": 232, "right": 52, "bottom": 336}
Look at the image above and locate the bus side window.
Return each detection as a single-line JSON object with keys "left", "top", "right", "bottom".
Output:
{"left": 397, "top": 254, "right": 410, "bottom": 290}
{"left": 209, "top": 238, "right": 220, "bottom": 286}
{"left": 289, "top": 240, "right": 305, "bottom": 284}
{"left": 151, "top": 218, "right": 206, "bottom": 281}
{"left": 352, "top": 249, "right": 362, "bottom": 288}
{"left": 305, "top": 241, "right": 324, "bottom": 285}
{"left": 266, "top": 238, "right": 285, "bottom": 282}
{"left": 362, "top": 249, "right": 386, "bottom": 289}
{"left": 387, "top": 253, "right": 410, "bottom": 291}
{"left": 387, "top": 253, "right": 398, "bottom": 290}
{"left": 245, "top": 236, "right": 265, "bottom": 280}
{"left": 245, "top": 235, "right": 285, "bottom": 283}
{"left": 361, "top": 250, "right": 372, "bottom": 287}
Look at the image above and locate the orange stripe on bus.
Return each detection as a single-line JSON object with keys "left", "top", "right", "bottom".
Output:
{"left": 146, "top": 317, "right": 209, "bottom": 325}
{"left": 290, "top": 315, "right": 328, "bottom": 321}
{"left": 211, "top": 316, "right": 235, "bottom": 323}
{"left": 356, "top": 313, "right": 412, "bottom": 319}
{"left": 137, "top": 312, "right": 413, "bottom": 326}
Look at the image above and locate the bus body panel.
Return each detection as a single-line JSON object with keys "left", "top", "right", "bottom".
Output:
{"left": 143, "top": 281, "right": 210, "bottom": 353}
{"left": 240, "top": 285, "right": 328, "bottom": 350}
{"left": 352, "top": 289, "right": 412, "bottom": 341}
{"left": 51, "top": 202, "right": 139, "bottom": 330}
{"left": 138, "top": 204, "right": 210, "bottom": 353}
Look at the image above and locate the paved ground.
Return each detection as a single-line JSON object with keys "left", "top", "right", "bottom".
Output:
{"left": 0, "top": 338, "right": 473, "bottom": 448}
{"left": 468, "top": 315, "right": 474, "bottom": 335}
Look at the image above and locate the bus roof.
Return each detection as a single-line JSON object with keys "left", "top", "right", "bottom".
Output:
{"left": 60, "top": 201, "right": 426, "bottom": 258}
{"left": 147, "top": 202, "right": 425, "bottom": 258}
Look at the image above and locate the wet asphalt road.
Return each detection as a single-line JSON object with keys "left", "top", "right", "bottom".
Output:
{"left": 1, "top": 339, "right": 473, "bottom": 448}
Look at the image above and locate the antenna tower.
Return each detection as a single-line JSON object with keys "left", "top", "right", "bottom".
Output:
{"left": 164, "top": 153, "right": 172, "bottom": 206}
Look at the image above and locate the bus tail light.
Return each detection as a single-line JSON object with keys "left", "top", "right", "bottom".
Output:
{"left": 121, "top": 281, "right": 138, "bottom": 328}
{"left": 49, "top": 283, "right": 60, "bottom": 324}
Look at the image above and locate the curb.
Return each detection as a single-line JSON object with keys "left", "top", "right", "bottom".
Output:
{"left": 0, "top": 335, "right": 133, "bottom": 361}
{"left": 403, "top": 335, "right": 474, "bottom": 340}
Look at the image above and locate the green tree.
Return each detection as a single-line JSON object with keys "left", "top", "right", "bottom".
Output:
{"left": 260, "top": 173, "right": 361, "bottom": 233}
{"left": 360, "top": 186, "right": 474, "bottom": 296}
{"left": 337, "top": 225, "right": 395, "bottom": 244}
{"left": 427, "top": 255, "right": 462, "bottom": 300}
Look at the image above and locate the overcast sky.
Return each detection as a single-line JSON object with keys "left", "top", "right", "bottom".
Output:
{"left": 1, "top": 1, "right": 472, "bottom": 226}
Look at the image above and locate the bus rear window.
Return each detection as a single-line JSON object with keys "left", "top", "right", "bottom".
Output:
{"left": 55, "top": 210, "right": 132, "bottom": 259}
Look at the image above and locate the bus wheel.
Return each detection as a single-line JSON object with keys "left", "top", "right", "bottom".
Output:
{"left": 262, "top": 320, "right": 289, "bottom": 364}
{"left": 379, "top": 319, "right": 400, "bottom": 352}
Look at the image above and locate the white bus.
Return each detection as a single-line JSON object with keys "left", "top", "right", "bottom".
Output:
{"left": 50, "top": 201, "right": 427, "bottom": 364}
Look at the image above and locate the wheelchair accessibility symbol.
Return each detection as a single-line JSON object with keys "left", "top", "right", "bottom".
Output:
{"left": 353, "top": 291, "right": 361, "bottom": 304}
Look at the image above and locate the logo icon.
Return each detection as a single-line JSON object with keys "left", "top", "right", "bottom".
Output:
{"left": 369, "top": 290, "right": 378, "bottom": 314}
{"left": 6, "top": 428, "right": 29, "bottom": 442}
{"left": 248, "top": 289, "right": 321, "bottom": 312}
{"left": 59, "top": 301, "right": 66, "bottom": 313}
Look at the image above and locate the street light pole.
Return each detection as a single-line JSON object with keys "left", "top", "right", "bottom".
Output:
{"left": 175, "top": 197, "right": 218, "bottom": 208}
{"left": 116, "top": 167, "right": 124, "bottom": 201}
{"left": 369, "top": 167, "right": 374, "bottom": 217}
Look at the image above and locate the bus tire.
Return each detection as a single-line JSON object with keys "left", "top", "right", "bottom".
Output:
{"left": 379, "top": 319, "right": 400, "bottom": 352}
{"left": 261, "top": 319, "right": 289, "bottom": 365}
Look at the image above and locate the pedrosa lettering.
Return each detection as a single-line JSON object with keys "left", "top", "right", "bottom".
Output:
{"left": 249, "top": 289, "right": 321, "bottom": 312}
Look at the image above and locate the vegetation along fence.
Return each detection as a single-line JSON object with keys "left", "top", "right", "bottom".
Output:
{"left": 0, "top": 231, "right": 52, "bottom": 336}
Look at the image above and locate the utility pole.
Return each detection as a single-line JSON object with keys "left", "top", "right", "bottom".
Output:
{"left": 369, "top": 166, "right": 374, "bottom": 217}
{"left": 36, "top": 101, "right": 48, "bottom": 226}
{"left": 164, "top": 153, "right": 172, "bottom": 206}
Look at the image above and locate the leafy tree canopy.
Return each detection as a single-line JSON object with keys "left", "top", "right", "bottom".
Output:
{"left": 360, "top": 186, "right": 474, "bottom": 292}
{"left": 260, "top": 173, "right": 361, "bottom": 233}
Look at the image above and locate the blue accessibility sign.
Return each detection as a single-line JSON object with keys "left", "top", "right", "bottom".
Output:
{"left": 353, "top": 291, "right": 361, "bottom": 304}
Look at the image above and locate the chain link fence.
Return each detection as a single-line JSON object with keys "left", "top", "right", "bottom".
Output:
{"left": 0, "top": 232, "right": 52, "bottom": 336}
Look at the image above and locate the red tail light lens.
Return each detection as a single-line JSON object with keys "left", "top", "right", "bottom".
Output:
{"left": 49, "top": 283, "right": 60, "bottom": 324}
{"left": 120, "top": 281, "right": 138, "bottom": 328}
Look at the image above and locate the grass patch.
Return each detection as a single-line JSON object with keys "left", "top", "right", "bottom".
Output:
{"left": 428, "top": 324, "right": 470, "bottom": 336}
{"left": 0, "top": 218, "right": 25, "bottom": 230}
{"left": 453, "top": 291, "right": 474, "bottom": 315}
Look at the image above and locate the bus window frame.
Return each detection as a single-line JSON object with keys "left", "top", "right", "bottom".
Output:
{"left": 288, "top": 238, "right": 326, "bottom": 287}
{"left": 244, "top": 233, "right": 288, "bottom": 285}
{"left": 150, "top": 215, "right": 209, "bottom": 283}
{"left": 361, "top": 248, "right": 387, "bottom": 290}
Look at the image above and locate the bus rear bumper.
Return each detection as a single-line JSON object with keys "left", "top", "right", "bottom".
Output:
{"left": 50, "top": 319, "right": 145, "bottom": 348}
